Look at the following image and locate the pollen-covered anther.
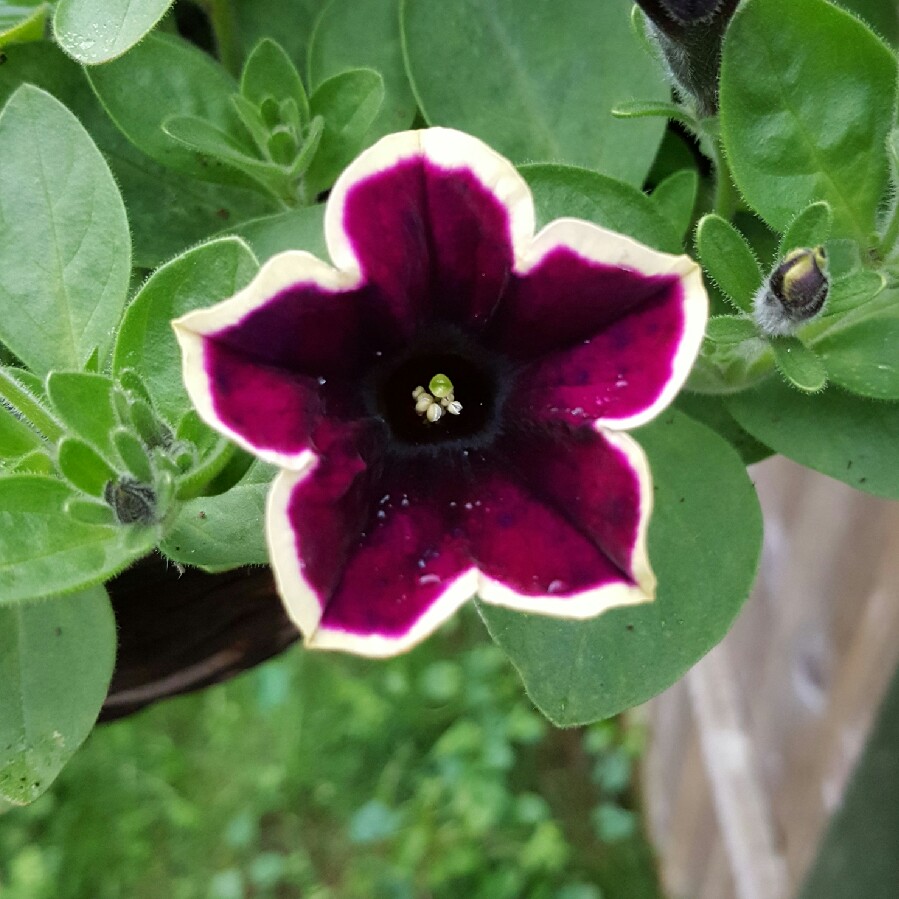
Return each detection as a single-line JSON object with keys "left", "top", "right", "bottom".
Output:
{"left": 413, "top": 374, "right": 461, "bottom": 423}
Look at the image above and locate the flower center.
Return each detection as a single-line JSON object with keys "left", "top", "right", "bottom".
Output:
{"left": 370, "top": 328, "right": 508, "bottom": 453}
{"left": 412, "top": 374, "right": 463, "bottom": 422}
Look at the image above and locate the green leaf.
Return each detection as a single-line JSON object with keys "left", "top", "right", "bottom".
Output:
{"left": 779, "top": 201, "right": 833, "bottom": 257}
{"left": 727, "top": 377, "right": 899, "bottom": 498}
{"left": 57, "top": 437, "right": 116, "bottom": 497}
{"left": 65, "top": 497, "right": 116, "bottom": 526}
{"left": 720, "top": 0, "right": 898, "bottom": 241}
{"left": 695, "top": 214, "right": 763, "bottom": 313}
{"left": 480, "top": 411, "right": 762, "bottom": 725}
{"left": 113, "top": 237, "right": 259, "bottom": 426}
{"left": 837, "top": 0, "right": 899, "bottom": 46}
{"left": 651, "top": 169, "right": 698, "bottom": 243}
{"left": 705, "top": 315, "right": 758, "bottom": 344}
{"left": 234, "top": 0, "right": 321, "bottom": 82}
{"left": 160, "top": 461, "right": 275, "bottom": 570}
{"left": 54, "top": 0, "right": 175, "bottom": 64}
{"left": 521, "top": 164, "right": 680, "bottom": 254}
{"left": 0, "top": 476, "right": 157, "bottom": 603}
{"left": 770, "top": 337, "right": 828, "bottom": 392}
{"left": 0, "top": 585, "right": 115, "bottom": 805}
{"left": 224, "top": 204, "right": 327, "bottom": 263}
{"left": 12, "top": 449, "right": 54, "bottom": 475}
{"left": 812, "top": 290, "right": 899, "bottom": 398}
{"left": 163, "top": 114, "right": 288, "bottom": 200}
{"left": 86, "top": 33, "right": 246, "bottom": 183}
{"left": 241, "top": 37, "right": 309, "bottom": 122}
{"left": 111, "top": 428, "right": 152, "bottom": 483}
{"left": 173, "top": 411, "right": 238, "bottom": 501}
{"left": 0, "top": 367, "right": 61, "bottom": 442}
{"left": 0, "top": 41, "right": 277, "bottom": 270}
{"left": 305, "top": 68, "right": 385, "bottom": 198}
{"left": 309, "top": 0, "right": 416, "bottom": 141}
{"left": 674, "top": 391, "right": 772, "bottom": 464}
{"left": 0, "top": 1, "right": 47, "bottom": 48}
{"left": 823, "top": 268, "right": 885, "bottom": 316}
{"left": 0, "top": 84, "right": 130, "bottom": 375}
{"left": 46, "top": 372, "right": 118, "bottom": 462}
{"left": 401, "top": 0, "right": 668, "bottom": 186}
{"left": 0, "top": 401, "right": 43, "bottom": 460}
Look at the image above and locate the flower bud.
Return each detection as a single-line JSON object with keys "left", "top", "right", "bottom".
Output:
{"left": 634, "top": 0, "right": 739, "bottom": 116}
{"left": 753, "top": 247, "right": 829, "bottom": 337}
{"left": 104, "top": 477, "right": 158, "bottom": 525}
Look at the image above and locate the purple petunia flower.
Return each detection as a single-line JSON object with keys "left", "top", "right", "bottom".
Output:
{"left": 173, "top": 128, "right": 708, "bottom": 657}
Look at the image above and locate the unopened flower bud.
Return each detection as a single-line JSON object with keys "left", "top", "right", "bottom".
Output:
{"left": 104, "top": 477, "right": 157, "bottom": 525}
{"left": 753, "top": 247, "right": 829, "bottom": 337}
{"left": 634, "top": 0, "right": 739, "bottom": 116}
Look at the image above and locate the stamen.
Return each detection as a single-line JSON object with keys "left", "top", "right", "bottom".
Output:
{"left": 413, "top": 374, "right": 462, "bottom": 423}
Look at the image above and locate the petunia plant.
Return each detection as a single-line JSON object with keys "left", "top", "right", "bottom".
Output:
{"left": 0, "top": 0, "right": 896, "bottom": 809}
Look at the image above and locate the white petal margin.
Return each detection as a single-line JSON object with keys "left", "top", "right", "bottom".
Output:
{"left": 172, "top": 251, "right": 360, "bottom": 471}
{"left": 267, "top": 465, "right": 480, "bottom": 658}
{"left": 517, "top": 219, "right": 708, "bottom": 432}
{"left": 326, "top": 127, "right": 536, "bottom": 276}
{"left": 477, "top": 429, "right": 656, "bottom": 619}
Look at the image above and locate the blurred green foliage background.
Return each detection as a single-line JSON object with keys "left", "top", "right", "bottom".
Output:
{"left": 0, "top": 609, "right": 661, "bottom": 898}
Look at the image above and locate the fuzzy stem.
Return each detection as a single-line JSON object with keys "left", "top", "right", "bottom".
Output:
{"left": 712, "top": 145, "right": 739, "bottom": 220}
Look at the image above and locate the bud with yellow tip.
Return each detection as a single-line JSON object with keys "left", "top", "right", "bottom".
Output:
{"left": 753, "top": 247, "right": 829, "bottom": 337}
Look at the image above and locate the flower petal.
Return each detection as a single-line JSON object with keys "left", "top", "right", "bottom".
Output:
{"left": 469, "top": 428, "right": 654, "bottom": 618}
{"left": 495, "top": 221, "right": 707, "bottom": 430}
{"left": 267, "top": 441, "right": 477, "bottom": 658}
{"left": 326, "top": 128, "right": 535, "bottom": 334}
{"left": 174, "top": 252, "right": 389, "bottom": 469}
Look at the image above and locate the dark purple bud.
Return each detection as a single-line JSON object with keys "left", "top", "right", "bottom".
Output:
{"left": 104, "top": 477, "right": 158, "bottom": 525}
{"left": 634, "top": 0, "right": 740, "bottom": 117}
{"left": 753, "top": 247, "right": 829, "bottom": 336}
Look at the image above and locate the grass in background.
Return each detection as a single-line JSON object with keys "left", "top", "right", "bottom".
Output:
{"left": 0, "top": 608, "right": 662, "bottom": 899}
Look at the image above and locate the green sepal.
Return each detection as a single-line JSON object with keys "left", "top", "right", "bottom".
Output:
{"left": 11, "top": 449, "right": 55, "bottom": 475}
{"left": 779, "top": 201, "right": 833, "bottom": 257}
{"left": 111, "top": 427, "right": 153, "bottom": 483}
{"left": 771, "top": 336, "right": 827, "bottom": 392}
{"left": 705, "top": 315, "right": 758, "bottom": 344}
{"left": 64, "top": 497, "right": 117, "bottom": 527}
{"left": 695, "top": 214, "right": 763, "bottom": 313}
{"left": 57, "top": 437, "right": 116, "bottom": 497}
{"left": 125, "top": 396, "right": 172, "bottom": 450}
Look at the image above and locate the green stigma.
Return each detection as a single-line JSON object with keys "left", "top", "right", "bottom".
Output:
{"left": 428, "top": 374, "right": 454, "bottom": 398}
